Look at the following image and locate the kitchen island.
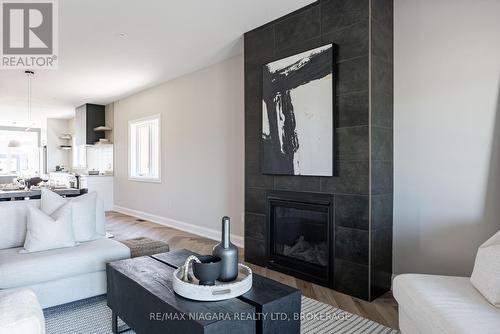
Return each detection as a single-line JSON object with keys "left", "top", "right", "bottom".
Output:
{"left": 0, "top": 188, "right": 81, "bottom": 200}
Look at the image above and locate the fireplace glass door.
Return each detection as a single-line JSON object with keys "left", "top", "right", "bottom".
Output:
{"left": 268, "top": 197, "right": 332, "bottom": 285}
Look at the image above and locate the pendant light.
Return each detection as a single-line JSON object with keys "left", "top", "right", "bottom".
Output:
{"left": 7, "top": 139, "right": 21, "bottom": 148}
{"left": 7, "top": 71, "right": 35, "bottom": 148}
{"left": 25, "top": 70, "right": 35, "bottom": 131}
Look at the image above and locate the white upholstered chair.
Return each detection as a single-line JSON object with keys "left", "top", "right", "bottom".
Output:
{"left": 394, "top": 230, "right": 500, "bottom": 334}
{"left": 0, "top": 288, "right": 45, "bottom": 334}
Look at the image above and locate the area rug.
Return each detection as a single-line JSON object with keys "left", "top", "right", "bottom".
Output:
{"left": 44, "top": 295, "right": 399, "bottom": 334}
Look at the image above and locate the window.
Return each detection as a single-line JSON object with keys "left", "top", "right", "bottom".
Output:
{"left": 129, "top": 115, "right": 160, "bottom": 182}
{"left": 72, "top": 138, "right": 87, "bottom": 169}
{"left": 0, "top": 129, "right": 41, "bottom": 177}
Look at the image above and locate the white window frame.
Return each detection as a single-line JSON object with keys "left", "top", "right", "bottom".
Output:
{"left": 72, "top": 138, "right": 87, "bottom": 170}
{"left": 128, "top": 114, "right": 161, "bottom": 183}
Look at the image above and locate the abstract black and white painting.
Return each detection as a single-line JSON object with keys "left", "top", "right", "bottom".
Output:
{"left": 261, "top": 44, "right": 334, "bottom": 176}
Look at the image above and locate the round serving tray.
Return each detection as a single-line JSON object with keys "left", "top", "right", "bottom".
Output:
{"left": 172, "top": 263, "right": 252, "bottom": 301}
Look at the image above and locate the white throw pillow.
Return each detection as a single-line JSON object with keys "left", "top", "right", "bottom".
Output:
{"left": 40, "top": 188, "right": 66, "bottom": 215}
{"left": 70, "top": 192, "right": 97, "bottom": 242}
{"left": 0, "top": 200, "right": 39, "bottom": 250}
{"left": 471, "top": 230, "right": 500, "bottom": 308}
{"left": 40, "top": 189, "right": 100, "bottom": 242}
{"left": 22, "top": 205, "right": 76, "bottom": 253}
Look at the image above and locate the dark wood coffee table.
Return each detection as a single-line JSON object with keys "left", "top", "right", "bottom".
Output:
{"left": 107, "top": 249, "right": 301, "bottom": 334}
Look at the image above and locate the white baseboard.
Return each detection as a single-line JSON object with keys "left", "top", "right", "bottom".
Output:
{"left": 112, "top": 205, "right": 245, "bottom": 248}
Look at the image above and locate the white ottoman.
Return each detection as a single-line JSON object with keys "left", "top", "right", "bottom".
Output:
{"left": 0, "top": 289, "right": 45, "bottom": 334}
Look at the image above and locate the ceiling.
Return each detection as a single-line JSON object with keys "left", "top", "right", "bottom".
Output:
{"left": 0, "top": 0, "right": 315, "bottom": 127}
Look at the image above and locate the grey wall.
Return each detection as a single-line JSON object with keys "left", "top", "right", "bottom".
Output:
{"left": 113, "top": 55, "right": 245, "bottom": 245}
{"left": 394, "top": 0, "right": 500, "bottom": 276}
{"left": 244, "top": 0, "right": 393, "bottom": 300}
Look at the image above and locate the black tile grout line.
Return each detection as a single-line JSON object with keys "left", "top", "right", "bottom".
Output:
{"left": 334, "top": 257, "right": 370, "bottom": 268}
{"left": 244, "top": 1, "right": 320, "bottom": 36}
{"left": 335, "top": 124, "right": 371, "bottom": 129}
{"left": 337, "top": 90, "right": 370, "bottom": 97}
{"left": 243, "top": 85, "right": 371, "bottom": 98}
{"left": 335, "top": 54, "right": 369, "bottom": 64}
{"left": 368, "top": 0, "right": 373, "bottom": 302}
{"left": 244, "top": 194, "right": 372, "bottom": 212}
{"left": 273, "top": 37, "right": 325, "bottom": 57}
{"left": 245, "top": 190, "right": 371, "bottom": 197}
{"left": 244, "top": 160, "right": 374, "bottom": 171}
{"left": 245, "top": 184, "right": 369, "bottom": 190}
{"left": 322, "top": 18, "right": 370, "bottom": 37}
{"left": 272, "top": 189, "right": 325, "bottom": 194}
{"left": 274, "top": 42, "right": 368, "bottom": 64}
{"left": 336, "top": 86, "right": 368, "bottom": 96}
{"left": 334, "top": 157, "right": 371, "bottom": 162}
{"left": 244, "top": 192, "right": 370, "bottom": 202}
{"left": 335, "top": 89, "right": 369, "bottom": 96}
{"left": 336, "top": 225, "right": 371, "bottom": 233}
{"left": 371, "top": 191, "right": 395, "bottom": 196}
{"left": 335, "top": 258, "right": 370, "bottom": 268}
{"left": 243, "top": 236, "right": 264, "bottom": 241}
{"left": 244, "top": 212, "right": 266, "bottom": 217}
{"left": 370, "top": 125, "right": 394, "bottom": 130}
{"left": 257, "top": 47, "right": 368, "bottom": 66}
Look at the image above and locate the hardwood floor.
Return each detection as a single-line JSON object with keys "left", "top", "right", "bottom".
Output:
{"left": 106, "top": 211, "right": 399, "bottom": 330}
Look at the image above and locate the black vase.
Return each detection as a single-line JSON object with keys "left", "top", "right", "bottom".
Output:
{"left": 212, "top": 216, "right": 239, "bottom": 281}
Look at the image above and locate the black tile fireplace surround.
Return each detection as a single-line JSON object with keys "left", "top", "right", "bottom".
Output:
{"left": 267, "top": 191, "right": 334, "bottom": 287}
{"left": 244, "top": 0, "right": 394, "bottom": 301}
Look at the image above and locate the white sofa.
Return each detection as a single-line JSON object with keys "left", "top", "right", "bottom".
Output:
{"left": 393, "top": 274, "right": 500, "bottom": 334}
{"left": 0, "top": 199, "right": 130, "bottom": 308}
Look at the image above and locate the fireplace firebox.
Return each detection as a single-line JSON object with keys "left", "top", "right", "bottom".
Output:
{"left": 267, "top": 191, "right": 334, "bottom": 287}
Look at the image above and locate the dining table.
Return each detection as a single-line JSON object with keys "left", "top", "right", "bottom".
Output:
{"left": 0, "top": 188, "right": 81, "bottom": 200}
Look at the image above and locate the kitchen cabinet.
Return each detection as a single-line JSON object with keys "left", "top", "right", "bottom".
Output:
{"left": 75, "top": 104, "right": 105, "bottom": 145}
{"left": 86, "top": 175, "right": 113, "bottom": 211}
